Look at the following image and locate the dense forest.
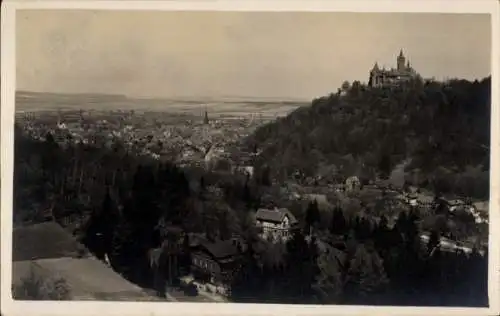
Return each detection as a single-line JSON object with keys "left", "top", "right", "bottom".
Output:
{"left": 246, "top": 77, "right": 491, "bottom": 199}
{"left": 13, "top": 124, "right": 259, "bottom": 286}
{"left": 12, "top": 76, "right": 490, "bottom": 306}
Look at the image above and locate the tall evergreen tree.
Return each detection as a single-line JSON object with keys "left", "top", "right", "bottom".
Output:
{"left": 305, "top": 200, "right": 320, "bottom": 235}
{"left": 82, "top": 188, "right": 118, "bottom": 260}
{"left": 230, "top": 241, "right": 263, "bottom": 302}
{"left": 330, "top": 206, "right": 347, "bottom": 236}
{"left": 427, "top": 230, "right": 440, "bottom": 256}
{"left": 283, "top": 230, "right": 319, "bottom": 302}
{"left": 343, "top": 244, "right": 389, "bottom": 304}
{"left": 374, "top": 215, "right": 390, "bottom": 251}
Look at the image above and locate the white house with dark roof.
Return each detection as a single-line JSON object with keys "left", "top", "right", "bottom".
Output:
{"left": 255, "top": 207, "right": 299, "bottom": 242}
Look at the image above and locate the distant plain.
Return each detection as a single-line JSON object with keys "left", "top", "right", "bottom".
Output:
{"left": 15, "top": 91, "right": 306, "bottom": 118}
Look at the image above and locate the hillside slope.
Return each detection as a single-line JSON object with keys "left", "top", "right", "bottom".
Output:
{"left": 245, "top": 78, "right": 491, "bottom": 199}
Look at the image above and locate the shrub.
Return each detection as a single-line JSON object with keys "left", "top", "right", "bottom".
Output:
{"left": 12, "top": 267, "right": 72, "bottom": 300}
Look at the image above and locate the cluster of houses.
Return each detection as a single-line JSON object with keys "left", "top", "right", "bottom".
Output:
{"left": 446, "top": 199, "right": 489, "bottom": 224}
{"left": 176, "top": 207, "right": 299, "bottom": 299}
{"left": 333, "top": 175, "right": 489, "bottom": 224}
{"left": 395, "top": 186, "right": 489, "bottom": 224}
{"left": 182, "top": 191, "right": 489, "bottom": 298}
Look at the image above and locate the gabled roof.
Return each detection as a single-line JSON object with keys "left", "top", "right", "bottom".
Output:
{"left": 195, "top": 238, "right": 243, "bottom": 260}
{"left": 255, "top": 208, "right": 298, "bottom": 225}
{"left": 417, "top": 195, "right": 434, "bottom": 204}
{"left": 446, "top": 199, "right": 465, "bottom": 206}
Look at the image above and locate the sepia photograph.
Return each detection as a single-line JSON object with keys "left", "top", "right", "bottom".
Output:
{"left": 1, "top": 1, "right": 499, "bottom": 316}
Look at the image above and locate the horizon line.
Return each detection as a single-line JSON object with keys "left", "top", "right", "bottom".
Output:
{"left": 15, "top": 90, "right": 312, "bottom": 103}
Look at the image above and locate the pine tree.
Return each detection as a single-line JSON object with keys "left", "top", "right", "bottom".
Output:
{"left": 343, "top": 244, "right": 389, "bottom": 304}
{"left": 199, "top": 176, "right": 205, "bottom": 190}
{"left": 284, "top": 230, "right": 318, "bottom": 302}
{"left": 171, "top": 232, "right": 191, "bottom": 277}
{"left": 427, "top": 230, "right": 440, "bottom": 256}
{"left": 405, "top": 208, "right": 421, "bottom": 254}
{"left": 230, "top": 241, "right": 263, "bottom": 302}
{"left": 434, "top": 198, "right": 449, "bottom": 215}
{"left": 45, "top": 132, "right": 55, "bottom": 145}
{"left": 305, "top": 200, "right": 320, "bottom": 236}
{"left": 378, "top": 153, "right": 392, "bottom": 180}
{"left": 218, "top": 210, "right": 231, "bottom": 241}
{"left": 82, "top": 188, "right": 117, "bottom": 260}
{"left": 314, "top": 245, "right": 344, "bottom": 303}
{"left": 110, "top": 213, "right": 137, "bottom": 276}
{"left": 261, "top": 166, "right": 271, "bottom": 186}
{"left": 330, "top": 206, "right": 347, "bottom": 236}
{"left": 394, "top": 210, "right": 408, "bottom": 239}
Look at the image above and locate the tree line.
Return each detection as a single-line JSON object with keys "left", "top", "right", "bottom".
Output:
{"left": 13, "top": 124, "right": 260, "bottom": 292}
{"left": 231, "top": 202, "right": 488, "bottom": 306}
{"left": 13, "top": 99, "right": 488, "bottom": 305}
{"left": 246, "top": 77, "right": 491, "bottom": 199}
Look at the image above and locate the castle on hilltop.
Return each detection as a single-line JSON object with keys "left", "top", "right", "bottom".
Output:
{"left": 368, "top": 50, "right": 419, "bottom": 88}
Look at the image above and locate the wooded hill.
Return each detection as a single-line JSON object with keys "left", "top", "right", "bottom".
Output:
{"left": 246, "top": 77, "right": 491, "bottom": 199}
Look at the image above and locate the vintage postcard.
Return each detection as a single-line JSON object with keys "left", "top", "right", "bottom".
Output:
{"left": 1, "top": 0, "right": 499, "bottom": 316}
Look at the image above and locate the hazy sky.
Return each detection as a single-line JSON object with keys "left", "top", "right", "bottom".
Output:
{"left": 16, "top": 10, "right": 491, "bottom": 100}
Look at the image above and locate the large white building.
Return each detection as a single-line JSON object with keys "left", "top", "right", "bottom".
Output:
{"left": 255, "top": 207, "right": 299, "bottom": 242}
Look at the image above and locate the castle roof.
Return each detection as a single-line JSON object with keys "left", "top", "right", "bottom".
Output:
{"left": 372, "top": 65, "right": 416, "bottom": 77}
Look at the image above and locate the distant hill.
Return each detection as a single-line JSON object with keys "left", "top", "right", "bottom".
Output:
{"left": 16, "top": 91, "right": 128, "bottom": 100}
{"left": 245, "top": 77, "right": 491, "bottom": 199}
{"left": 16, "top": 91, "right": 307, "bottom": 105}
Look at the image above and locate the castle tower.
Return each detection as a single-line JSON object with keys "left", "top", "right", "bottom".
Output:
{"left": 369, "top": 62, "right": 380, "bottom": 87}
{"left": 397, "top": 49, "right": 406, "bottom": 71}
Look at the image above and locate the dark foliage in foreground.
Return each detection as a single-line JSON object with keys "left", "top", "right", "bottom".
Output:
{"left": 230, "top": 208, "right": 488, "bottom": 306}
{"left": 13, "top": 77, "right": 490, "bottom": 306}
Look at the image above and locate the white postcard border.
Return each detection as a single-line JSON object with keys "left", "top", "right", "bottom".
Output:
{"left": 1, "top": 1, "right": 499, "bottom": 316}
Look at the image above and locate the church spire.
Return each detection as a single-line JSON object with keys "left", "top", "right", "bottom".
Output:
{"left": 203, "top": 106, "right": 209, "bottom": 125}
{"left": 399, "top": 49, "right": 404, "bottom": 58}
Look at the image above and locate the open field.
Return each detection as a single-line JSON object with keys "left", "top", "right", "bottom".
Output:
{"left": 16, "top": 91, "right": 306, "bottom": 118}
{"left": 11, "top": 222, "right": 161, "bottom": 301}
{"left": 12, "top": 258, "right": 159, "bottom": 301}
{"left": 12, "top": 222, "right": 88, "bottom": 261}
